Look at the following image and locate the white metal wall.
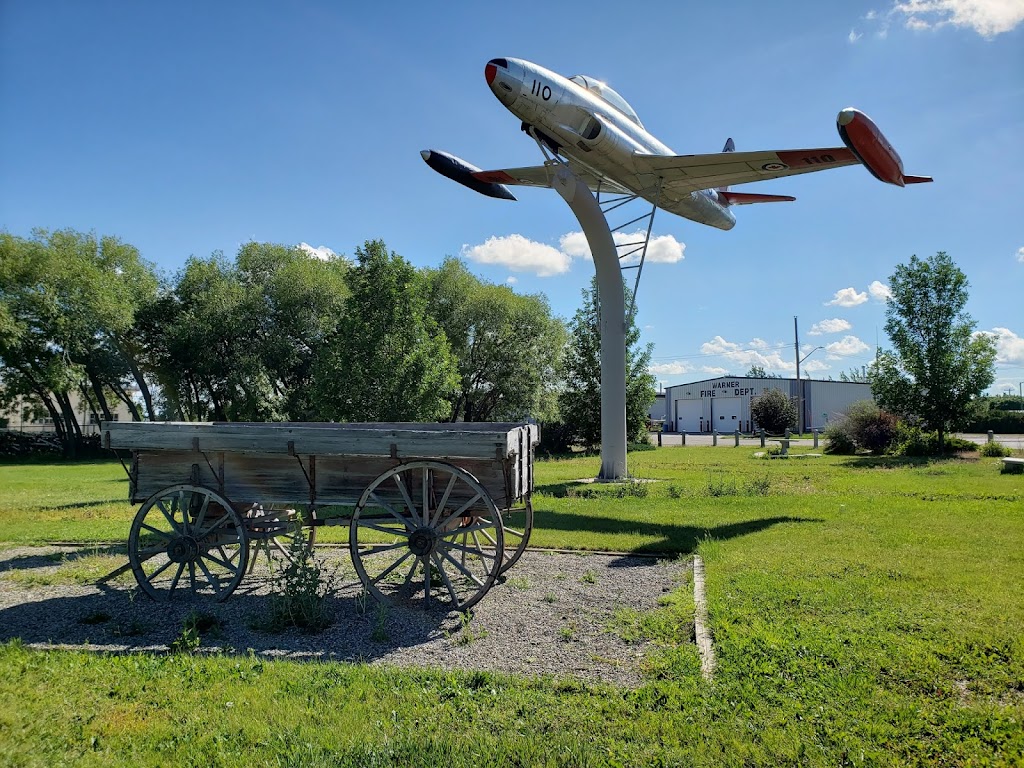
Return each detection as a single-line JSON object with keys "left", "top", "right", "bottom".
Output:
{"left": 665, "top": 376, "right": 871, "bottom": 433}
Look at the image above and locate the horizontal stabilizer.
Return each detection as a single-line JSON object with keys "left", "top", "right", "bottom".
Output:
{"left": 902, "top": 175, "right": 933, "bottom": 184}
{"left": 719, "top": 191, "right": 796, "bottom": 205}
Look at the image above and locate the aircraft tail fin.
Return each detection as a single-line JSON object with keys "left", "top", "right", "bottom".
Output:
{"left": 717, "top": 138, "right": 735, "bottom": 191}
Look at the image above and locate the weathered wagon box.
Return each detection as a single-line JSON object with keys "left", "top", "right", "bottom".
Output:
{"left": 103, "top": 421, "right": 539, "bottom": 610}
{"left": 104, "top": 421, "right": 539, "bottom": 508}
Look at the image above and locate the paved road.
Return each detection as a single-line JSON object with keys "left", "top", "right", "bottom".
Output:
{"left": 650, "top": 432, "right": 1024, "bottom": 449}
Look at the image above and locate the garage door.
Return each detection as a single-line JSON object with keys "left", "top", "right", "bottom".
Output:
{"left": 713, "top": 397, "right": 741, "bottom": 433}
{"left": 675, "top": 399, "right": 703, "bottom": 432}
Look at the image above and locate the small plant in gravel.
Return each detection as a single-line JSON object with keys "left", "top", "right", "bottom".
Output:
{"left": 580, "top": 570, "right": 597, "bottom": 585}
{"left": 542, "top": 592, "right": 558, "bottom": 604}
{"left": 262, "top": 531, "right": 337, "bottom": 633}
{"left": 371, "top": 604, "right": 389, "bottom": 643}
{"left": 559, "top": 621, "right": 577, "bottom": 642}
{"left": 111, "top": 618, "right": 148, "bottom": 638}
{"left": 508, "top": 575, "right": 531, "bottom": 590}
{"left": 170, "top": 609, "right": 224, "bottom": 652}
{"left": 77, "top": 610, "right": 111, "bottom": 625}
{"left": 452, "top": 611, "right": 487, "bottom": 646}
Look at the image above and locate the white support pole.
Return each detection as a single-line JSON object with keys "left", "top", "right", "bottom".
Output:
{"left": 551, "top": 165, "right": 628, "bottom": 480}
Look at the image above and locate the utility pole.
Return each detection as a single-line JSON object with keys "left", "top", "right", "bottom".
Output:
{"left": 794, "top": 316, "right": 802, "bottom": 434}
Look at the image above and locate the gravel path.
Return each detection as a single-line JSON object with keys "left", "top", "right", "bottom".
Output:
{"left": 0, "top": 546, "right": 691, "bottom": 687}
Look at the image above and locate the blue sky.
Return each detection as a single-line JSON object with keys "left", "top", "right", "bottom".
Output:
{"left": 2, "top": 1, "right": 1022, "bottom": 395}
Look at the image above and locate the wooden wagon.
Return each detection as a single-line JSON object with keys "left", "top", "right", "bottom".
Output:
{"left": 103, "top": 421, "right": 538, "bottom": 611}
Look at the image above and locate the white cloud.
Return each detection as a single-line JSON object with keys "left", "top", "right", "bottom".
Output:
{"left": 649, "top": 361, "right": 694, "bottom": 376}
{"left": 559, "top": 230, "right": 685, "bottom": 264}
{"left": 803, "top": 359, "right": 832, "bottom": 373}
{"left": 826, "top": 335, "right": 871, "bottom": 357}
{"left": 701, "top": 366, "right": 729, "bottom": 376}
{"left": 700, "top": 335, "right": 796, "bottom": 372}
{"left": 298, "top": 242, "right": 337, "bottom": 261}
{"left": 825, "top": 287, "right": 869, "bottom": 307}
{"left": 505, "top": 276, "right": 518, "bottom": 284}
{"left": 849, "top": 28, "right": 863, "bottom": 41}
{"left": 1016, "top": 246, "right": 1024, "bottom": 263}
{"left": 810, "top": 318, "right": 853, "bottom": 335}
{"left": 461, "top": 234, "right": 571, "bottom": 277}
{"left": 558, "top": 231, "right": 591, "bottom": 260}
{"left": 463, "top": 230, "right": 685, "bottom": 277}
{"left": 891, "top": 0, "right": 1024, "bottom": 37}
{"left": 989, "top": 327, "right": 1024, "bottom": 364}
{"left": 868, "top": 280, "right": 892, "bottom": 301}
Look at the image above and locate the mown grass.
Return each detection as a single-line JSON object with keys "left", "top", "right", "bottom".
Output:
{"left": 0, "top": 449, "right": 1021, "bottom": 765}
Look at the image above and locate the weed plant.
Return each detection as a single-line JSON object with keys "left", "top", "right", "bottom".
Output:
{"left": 261, "top": 531, "right": 336, "bottom": 633}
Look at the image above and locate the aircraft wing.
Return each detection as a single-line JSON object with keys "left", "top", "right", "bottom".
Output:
{"left": 473, "top": 161, "right": 633, "bottom": 196}
{"left": 631, "top": 147, "right": 860, "bottom": 193}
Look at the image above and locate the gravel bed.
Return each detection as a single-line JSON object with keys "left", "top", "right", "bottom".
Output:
{"left": 0, "top": 546, "right": 691, "bottom": 687}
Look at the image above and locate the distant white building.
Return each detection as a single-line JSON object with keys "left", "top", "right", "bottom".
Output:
{"left": 0, "top": 391, "right": 136, "bottom": 435}
{"left": 647, "top": 392, "right": 666, "bottom": 424}
{"left": 664, "top": 376, "right": 872, "bottom": 433}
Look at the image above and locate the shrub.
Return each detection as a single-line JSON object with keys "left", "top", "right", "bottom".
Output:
{"left": 823, "top": 401, "right": 899, "bottom": 454}
{"left": 823, "top": 420, "right": 857, "bottom": 454}
{"left": 846, "top": 401, "right": 899, "bottom": 453}
{"left": 889, "top": 424, "right": 978, "bottom": 456}
{"left": 750, "top": 388, "right": 796, "bottom": 434}
{"left": 980, "top": 440, "right": 1011, "bottom": 458}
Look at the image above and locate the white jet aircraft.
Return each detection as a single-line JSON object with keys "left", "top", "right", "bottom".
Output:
{"left": 422, "top": 57, "right": 931, "bottom": 231}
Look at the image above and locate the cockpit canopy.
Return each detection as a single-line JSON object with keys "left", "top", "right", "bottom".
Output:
{"left": 568, "top": 74, "right": 643, "bottom": 128}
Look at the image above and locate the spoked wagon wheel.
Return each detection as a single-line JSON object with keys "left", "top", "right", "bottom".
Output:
{"left": 498, "top": 499, "right": 533, "bottom": 575}
{"left": 128, "top": 484, "right": 249, "bottom": 601}
{"left": 244, "top": 504, "right": 317, "bottom": 574}
{"left": 350, "top": 461, "right": 504, "bottom": 611}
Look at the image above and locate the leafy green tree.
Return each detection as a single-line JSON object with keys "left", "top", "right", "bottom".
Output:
{"left": 869, "top": 252, "right": 996, "bottom": 450}
{"left": 750, "top": 388, "right": 796, "bottom": 434}
{"left": 0, "top": 229, "right": 159, "bottom": 454}
{"left": 140, "top": 242, "right": 350, "bottom": 421}
{"left": 559, "top": 278, "right": 655, "bottom": 449}
{"left": 310, "top": 240, "right": 457, "bottom": 422}
{"left": 423, "top": 258, "right": 566, "bottom": 423}
{"left": 745, "top": 365, "right": 780, "bottom": 379}
{"left": 140, "top": 253, "right": 261, "bottom": 420}
{"left": 838, "top": 366, "right": 869, "bottom": 383}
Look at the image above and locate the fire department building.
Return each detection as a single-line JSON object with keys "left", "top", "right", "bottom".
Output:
{"left": 663, "top": 376, "right": 872, "bottom": 433}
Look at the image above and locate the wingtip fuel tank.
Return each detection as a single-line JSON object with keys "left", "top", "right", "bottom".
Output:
{"left": 420, "top": 149, "right": 517, "bottom": 201}
{"left": 836, "top": 108, "right": 933, "bottom": 186}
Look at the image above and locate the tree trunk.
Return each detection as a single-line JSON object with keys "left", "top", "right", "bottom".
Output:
{"left": 937, "top": 424, "right": 945, "bottom": 454}
{"left": 53, "top": 390, "right": 81, "bottom": 457}
{"left": 110, "top": 336, "right": 156, "bottom": 421}
{"left": 86, "top": 368, "right": 114, "bottom": 423}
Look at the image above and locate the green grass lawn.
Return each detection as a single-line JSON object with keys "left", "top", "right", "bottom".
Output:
{"left": 0, "top": 449, "right": 1021, "bottom": 766}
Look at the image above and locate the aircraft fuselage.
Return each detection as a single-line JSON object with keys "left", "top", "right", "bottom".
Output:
{"left": 486, "top": 57, "right": 738, "bottom": 230}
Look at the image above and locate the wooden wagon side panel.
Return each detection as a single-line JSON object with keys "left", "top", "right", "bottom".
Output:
{"left": 133, "top": 451, "right": 516, "bottom": 510}
{"left": 107, "top": 422, "right": 518, "bottom": 460}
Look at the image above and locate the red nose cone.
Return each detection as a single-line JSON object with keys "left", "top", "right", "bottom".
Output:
{"left": 485, "top": 63, "right": 497, "bottom": 85}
